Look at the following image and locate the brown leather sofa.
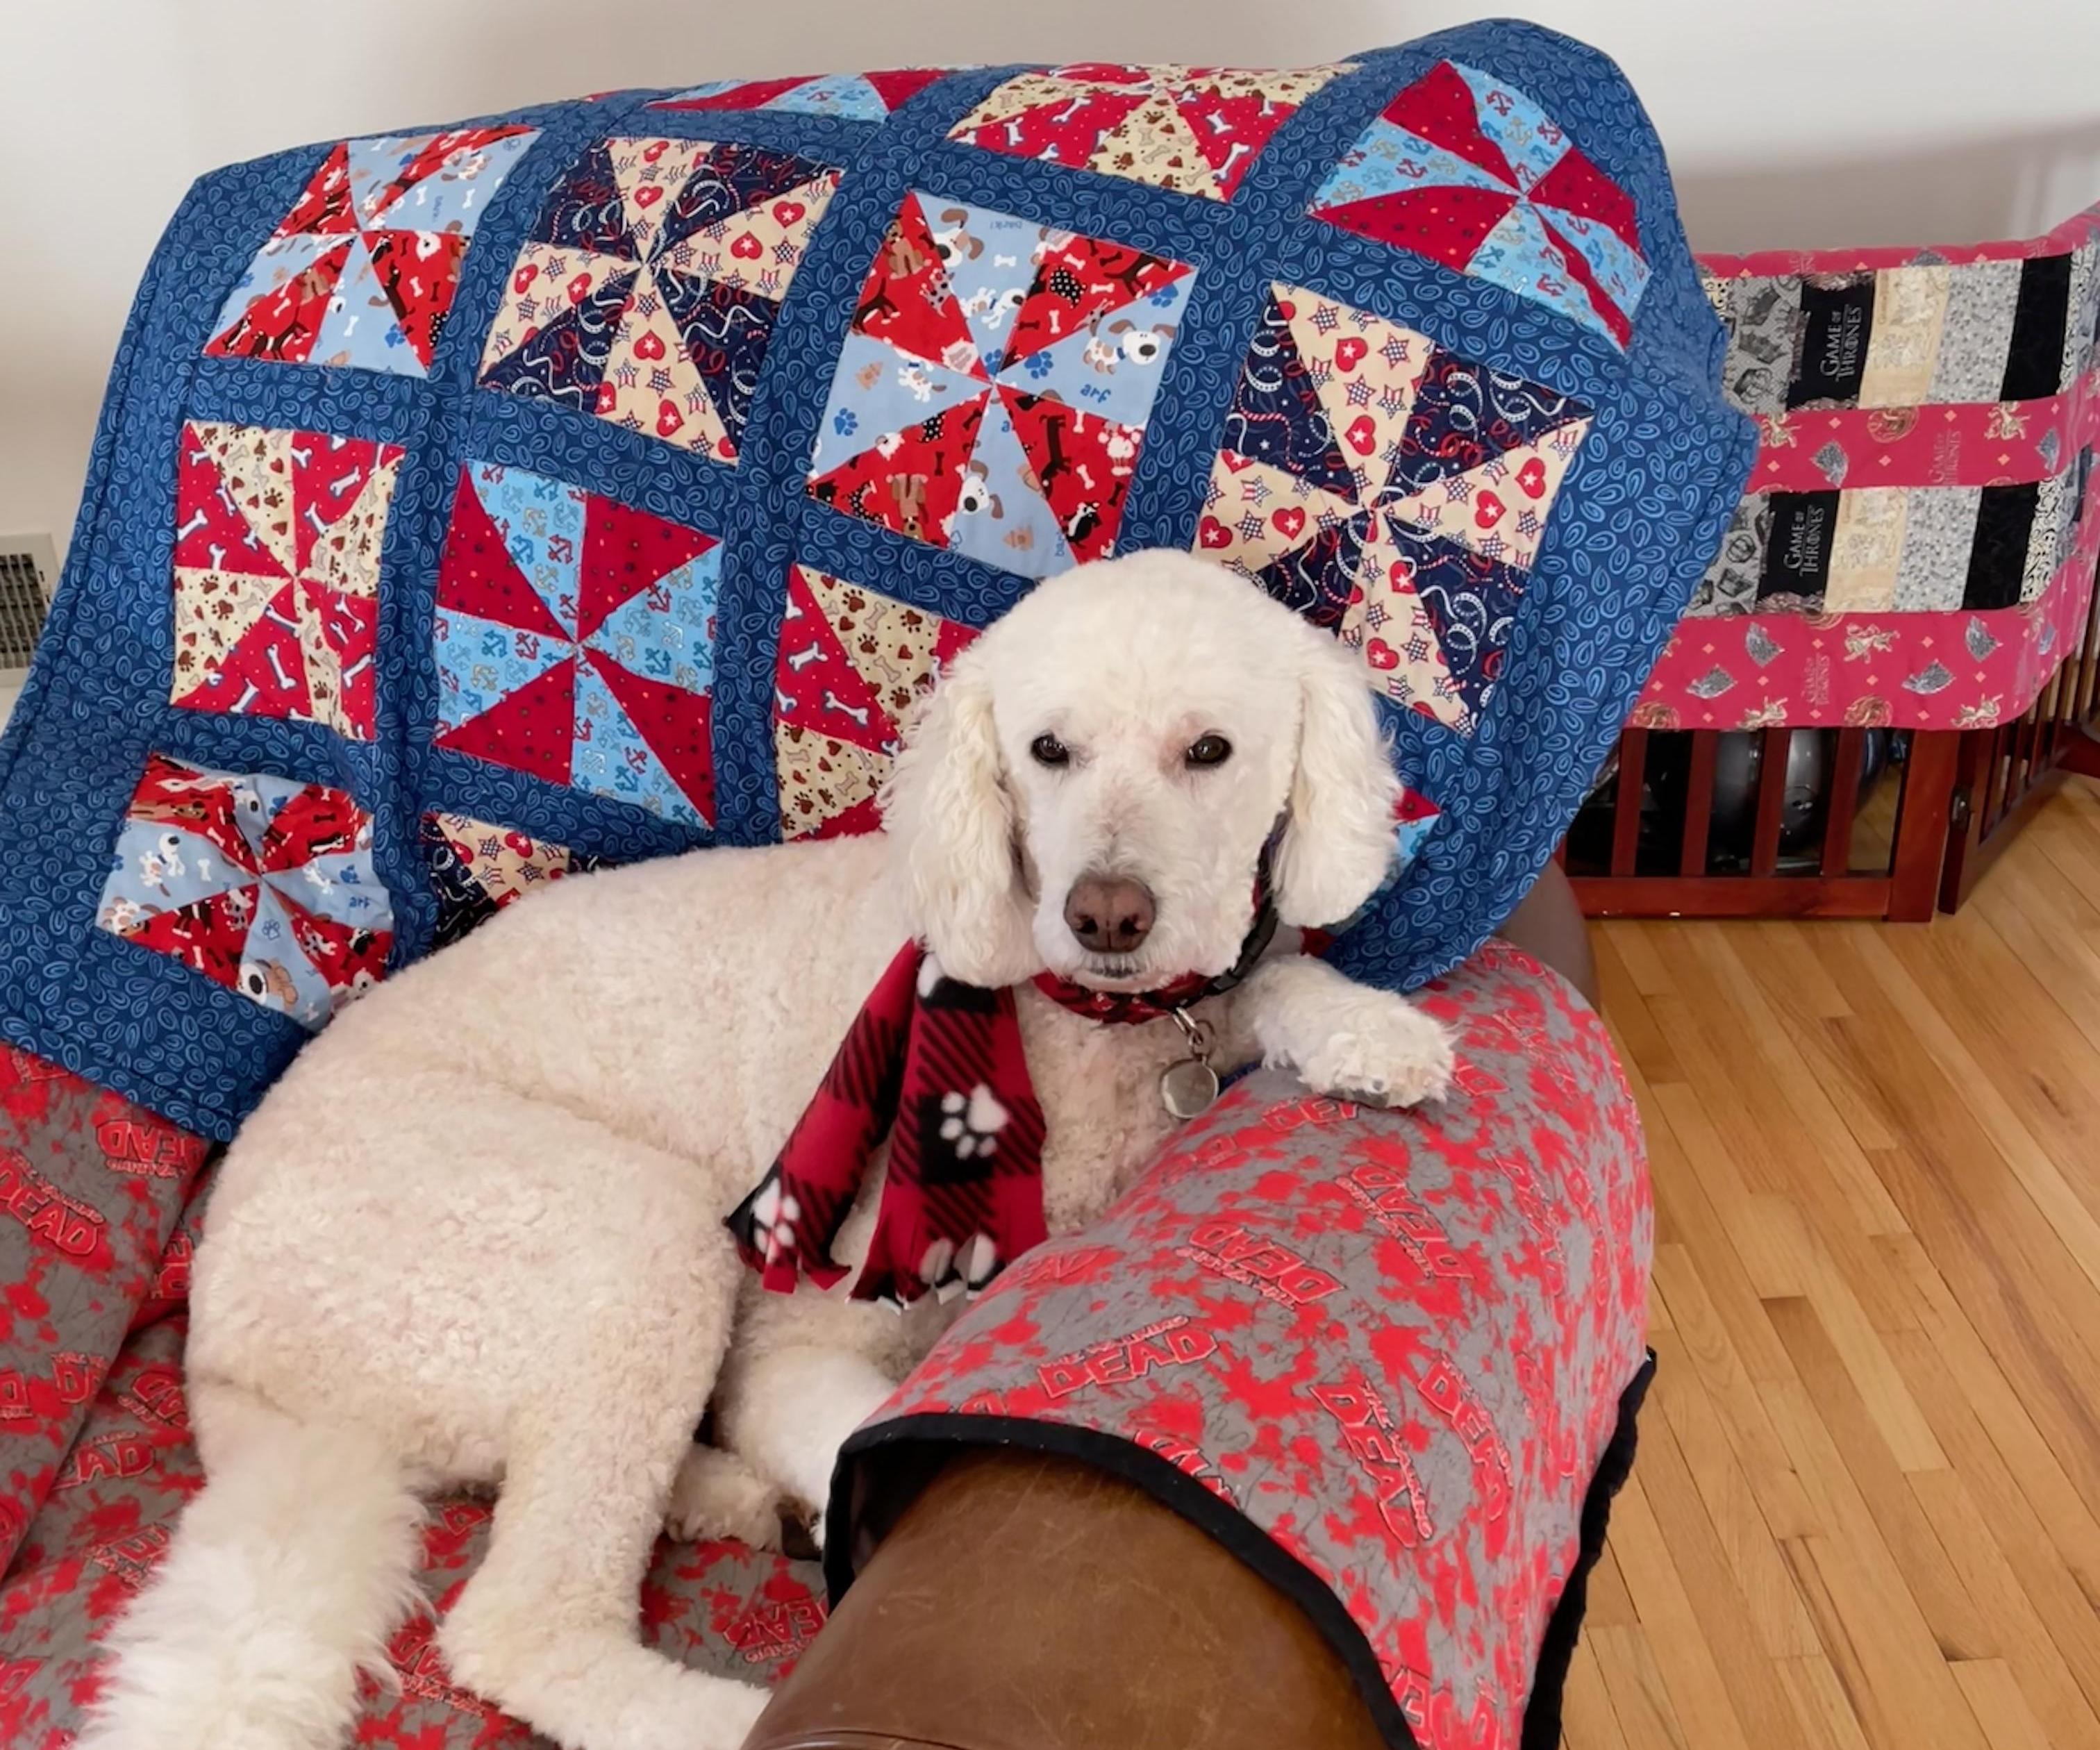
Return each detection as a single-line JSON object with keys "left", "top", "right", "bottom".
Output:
{"left": 745, "top": 869, "right": 1597, "bottom": 1750}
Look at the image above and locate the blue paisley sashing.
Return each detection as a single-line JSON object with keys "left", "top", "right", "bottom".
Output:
{"left": 478, "top": 137, "right": 842, "bottom": 460}
{"left": 0, "top": 25, "right": 1753, "bottom": 1136}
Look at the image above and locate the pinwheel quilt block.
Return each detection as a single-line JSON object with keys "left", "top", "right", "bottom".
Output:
{"left": 807, "top": 193, "right": 1194, "bottom": 576}
{"left": 479, "top": 138, "right": 842, "bottom": 460}
{"left": 97, "top": 756, "right": 392, "bottom": 1028}
{"left": 207, "top": 127, "right": 539, "bottom": 375}
{"left": 1310, "top": 60, "right": 1648, "bottom": 349}
{"left": 170, "top": 422, "right": 403, "bottom": 740}
{"left": 1197, "top": 285, "right": 1593, "bottom": 733}
{"left": 431, "top": 464, "right": 722, "bottom": 827}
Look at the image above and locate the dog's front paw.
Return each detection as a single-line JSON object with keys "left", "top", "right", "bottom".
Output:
{"left": 1288, "top": 992, "right": 1455, "bottom": 1109}
{"left": 665, "top": 1444, "right": 785, "bottom": 1549}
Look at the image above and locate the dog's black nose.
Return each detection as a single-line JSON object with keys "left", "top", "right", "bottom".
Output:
{"left": 1064, "top": 874, "right": 1156, "bottom": 954}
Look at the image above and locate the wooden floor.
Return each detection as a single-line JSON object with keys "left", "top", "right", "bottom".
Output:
{"left": 1570, "top": 778, "right": 2100, "bottom": 1750}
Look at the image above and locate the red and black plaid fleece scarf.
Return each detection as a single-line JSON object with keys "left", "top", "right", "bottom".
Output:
{"left": 725, "top": 945, "right": 1244, "bottom": 1308}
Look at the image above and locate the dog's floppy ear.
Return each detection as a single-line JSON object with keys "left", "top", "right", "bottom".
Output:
{"left": 1273, "top": 631, "right": 1401, "bottom": 929}
{"left": 881, "top": 646, "right": 1039, "bottom": 986}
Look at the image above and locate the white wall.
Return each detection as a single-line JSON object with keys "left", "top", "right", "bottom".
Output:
{"left": 5, "top": 0, "right": 2098, "bottom": 562}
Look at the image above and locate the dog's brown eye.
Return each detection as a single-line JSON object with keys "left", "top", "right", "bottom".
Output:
{"left": 1186, "top": 734, "right": 1232, "bottom": 768}
{"left": 1030, "top": 733, "right": 1070, "bottom": 767}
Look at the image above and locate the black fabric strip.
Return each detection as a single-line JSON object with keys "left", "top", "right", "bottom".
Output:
{"left": 2001, "top": 253, "right": 2074, "bottom": 403}
{"left": 833, "top": 1351, "right": 1658, "bottom": 1750}
{"left": 1965, "top": 483, "right": 2041, "bottom": 610}
{"left": 1520, "top": 1349, "right": 1657, "bottom": 1750}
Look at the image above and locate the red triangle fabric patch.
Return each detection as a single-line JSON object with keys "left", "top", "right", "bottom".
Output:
{"left": 277, "top": 143, "right": 356, "bottom": 236}
{"left": 175, "top": 427, "right": 292, "bottom": 576}
{"left": 256, "top": 782, "right": 369, "bottom": 871}
{"left": 808, "top": 393, "right": 985, "bottom": 549}
{"left": 576, "top": 494, "right": 716, "bottom": 642}
{"left": 587, "top": 652, "right": 716, "bottom": 825}
{"left": 122, "top": 888, "right": 260, "bottom": 985}
{"left": 365, "top": 230, "right": 470, "bottom": 370}
{"left": 849, "top": 192, "right": 982, "bottom": 372}
{"left": 203, "top": 240, "right": 351, "bottom": 365}
{"left": 773, "top": 567, "right": 893, "bottom": 746}
{"left": 435, "top": 657, "right": 577, "bottom": 786}
{"left": 1005, "top": 238, "right": 1188, "bottom": 370}
{"left": 1002, "top": 392, "right": 1135, "bottom": 563}
{"left": 1528, "top": 146, "right": 1642, "bottom": 251}
{"left": 1312, "top": 185, "right": 1517, "bottom": 271}
{"left": 1382, "top": 61, "right": 1519, "bottom": 188}
{"left": 436, "top": 469, "right": 569, "bottom": 640}
{"left": 865, "top": 68, "right": 952, "bottom": 110}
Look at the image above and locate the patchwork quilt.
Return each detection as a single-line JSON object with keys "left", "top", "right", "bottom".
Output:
{"left": 0, "top": 22, "right": 1749, "bottom": 1142}
{"left": 1642, "top": 203, "right": 2100, "bottom": 730}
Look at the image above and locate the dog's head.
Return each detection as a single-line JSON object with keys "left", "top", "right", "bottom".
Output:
{"left": 881, "top": 551, "right": 1400, "bottom": 990}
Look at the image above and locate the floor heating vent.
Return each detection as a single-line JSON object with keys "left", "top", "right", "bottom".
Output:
{"left": 0, "top": 536, "right": 57, "bottom": 675}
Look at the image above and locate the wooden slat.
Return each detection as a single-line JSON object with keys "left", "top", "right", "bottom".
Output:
{"left": 1612, "top": 728, "right": 1650, "bottom": 877}
{"left": 1681, "top": 731, "right": 1719, "bottom": 878}
{"left": 1887, "top": 731, "right": 1960, "bottom": 922}
{"left": 1983, "top": 727, "right": 2015, "bottom": 833}
{"left": 1574, "top": 875, "right": 1894, "bottom": 919}
{"left": 1750, "top": 728, "right": 1793, "bottom": 877}
{"left": 1822, "top": 730, "right": 1865, "bottom": 878}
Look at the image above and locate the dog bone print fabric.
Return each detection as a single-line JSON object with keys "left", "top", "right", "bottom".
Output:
{"left": 773, "top": 565, "right": 978, "bottom": 839}
{"left": 837, "top": 942, "right": 1653, "bottom": 1750}
{"left": 949, "top": 62, "right": 1354, "bottom": 202}
{"left": 206, "top": 128, "right": 539, "bottom": 376}
{"left": 0, "top": 24, "right": 1748, "bottom": 1143}
{"left": 172, "top": 423, "right": 403, "bottom": 738}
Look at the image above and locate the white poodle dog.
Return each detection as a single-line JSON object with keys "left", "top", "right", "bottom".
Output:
{"left": 83, "top": 550, "right": 1454, "bottom": 1750}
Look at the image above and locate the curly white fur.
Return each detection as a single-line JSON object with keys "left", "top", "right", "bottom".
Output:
{"left": 80, "top": 551, "right": 1453, "bottom": 1750}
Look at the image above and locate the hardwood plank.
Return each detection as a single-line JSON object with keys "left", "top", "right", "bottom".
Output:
{"left": 1568, "top": 786, "right": 2100, "bottom": 1749}
{"left": 1951, "top": 1659, "right": 2055, "bottom": 1750}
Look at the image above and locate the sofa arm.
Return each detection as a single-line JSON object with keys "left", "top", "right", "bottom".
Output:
{"left": 745, "top": 1447, "right": 1384, "bottom": 1750}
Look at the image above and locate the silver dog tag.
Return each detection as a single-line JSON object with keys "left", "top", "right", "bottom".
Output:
{"left": 1160, "top": 1056, "right": 1221, "bottom": 1119}
{"left": 1160, "top": 1007, "right": 1219, "bottom": 1119}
